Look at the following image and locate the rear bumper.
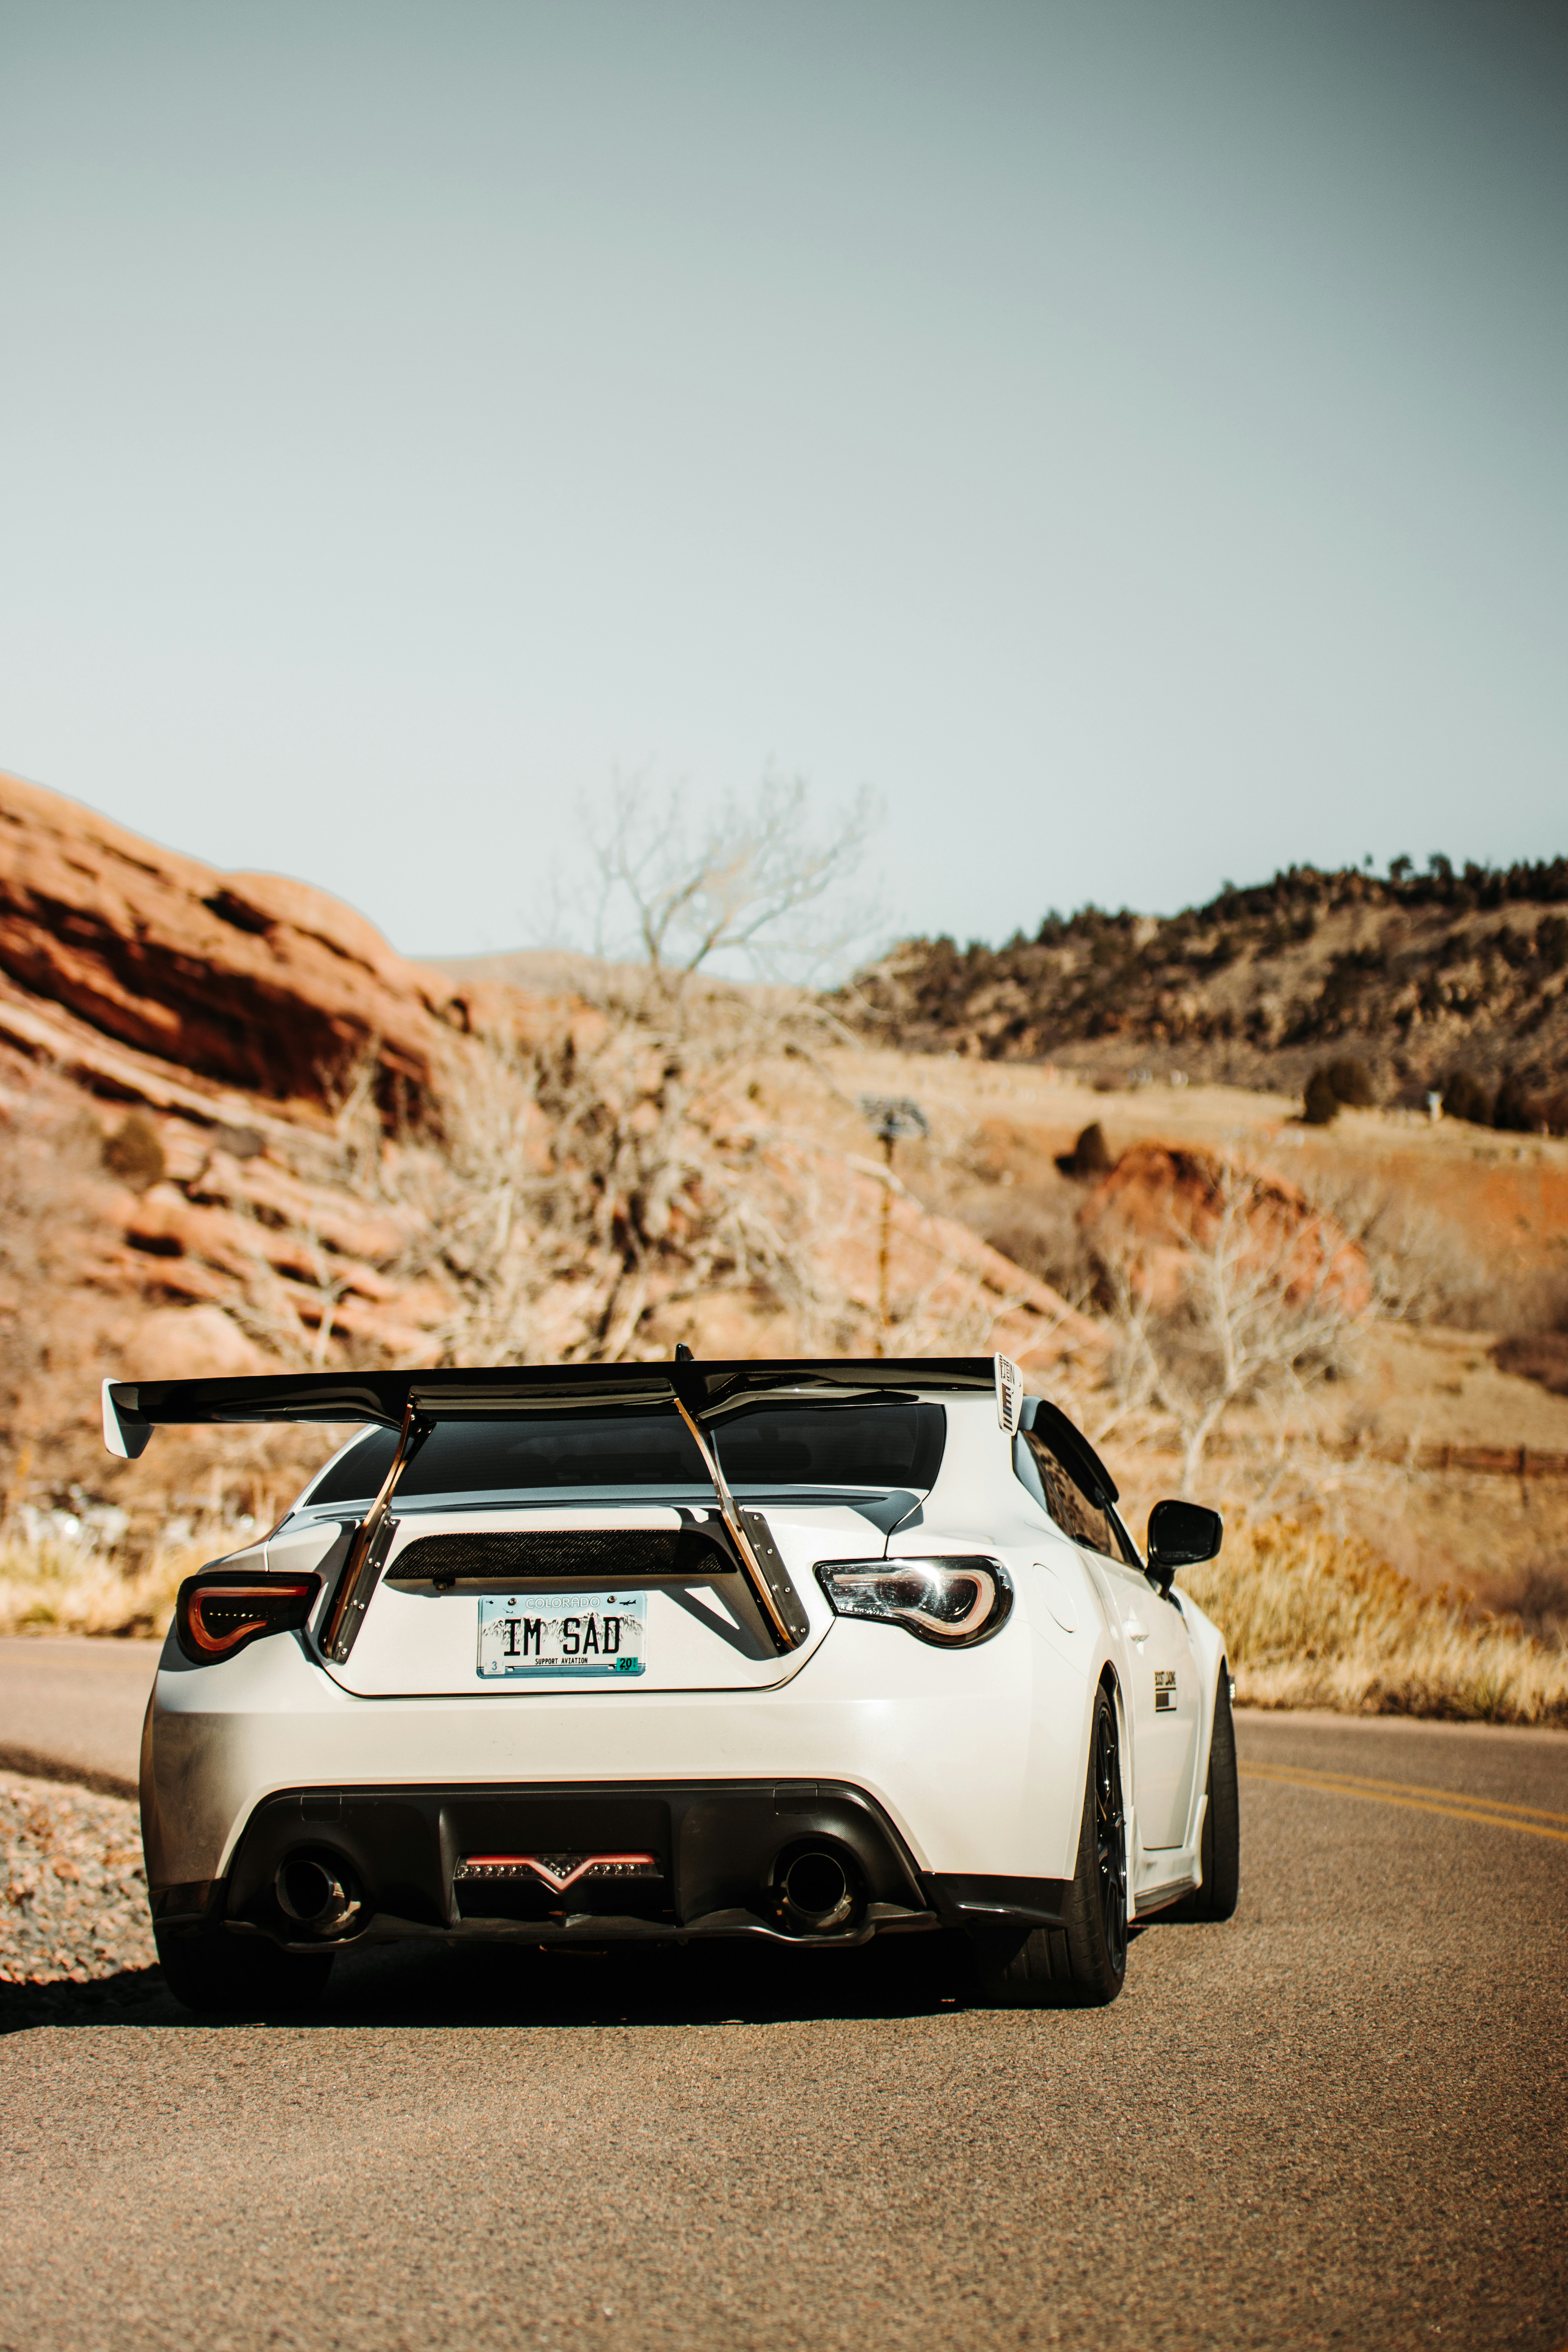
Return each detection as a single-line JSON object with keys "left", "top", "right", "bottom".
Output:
{"left": 151, "top": 1778, "right": 1069, "bottom": 1952}
{"left": 142, "top": 1616, "right": 1095, "bottom": 1900}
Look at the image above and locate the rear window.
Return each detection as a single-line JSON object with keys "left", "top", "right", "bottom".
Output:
{"left": 711, "top": 1402, "right": 944, "bottom": 1490}
{"left": 305, "top": 1401, "right": 946, "bottom": 1506}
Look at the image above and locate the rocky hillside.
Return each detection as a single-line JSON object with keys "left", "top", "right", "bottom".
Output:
{"left": 0, "top": 769, "right": 526, "bottom": 1123}
{"left": 846, "top": 859, "right": 1568, "bottom": 1120}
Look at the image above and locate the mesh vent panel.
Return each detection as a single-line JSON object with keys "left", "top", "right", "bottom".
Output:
{"left": 392, "top": 1528, "right": 722, "bottom": 1582}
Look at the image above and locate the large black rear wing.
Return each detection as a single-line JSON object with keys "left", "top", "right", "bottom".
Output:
{"left": 103, "top": 1358, "right": 1023, "bottom": 1665}
{"left": 101, "top": 1357, "right": 1015, "bottom": 1459}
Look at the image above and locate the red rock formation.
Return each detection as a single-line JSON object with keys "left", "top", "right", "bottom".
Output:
{"left": 1078, "top": 1139, "right": 1371, "bottom": 1313}
{"left": 0, "top": 769, "right": 511, "bottom": 1118}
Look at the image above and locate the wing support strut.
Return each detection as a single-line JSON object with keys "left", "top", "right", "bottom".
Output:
{"left": 320, "top": 1394, "right": 431, "bottom": 1664}
{"left": 671, "top": 1396, "right": 807, "bottom": 1654}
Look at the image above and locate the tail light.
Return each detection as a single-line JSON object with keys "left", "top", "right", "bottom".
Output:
{"left": 174, "top": 1568, "right": 322, "bottom": 1664}
{"left": 815, "top": 1557, "right": 1013, "bottom": 1646}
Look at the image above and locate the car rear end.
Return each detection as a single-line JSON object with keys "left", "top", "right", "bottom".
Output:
{"left": 129, "top": 1364, "right": 1082, "bottom": 1985}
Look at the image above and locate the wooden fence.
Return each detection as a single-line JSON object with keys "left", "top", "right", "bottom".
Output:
{"left": 1218, "top": 1439, "right": 1568, "bottom": 1483}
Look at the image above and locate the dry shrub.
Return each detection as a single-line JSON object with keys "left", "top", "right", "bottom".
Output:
{"left": 1181, "top": 1517, "right": 1568, "bottom": 1725}
{"left": 1489, "top": 1562, "right": 1568, "bottom": 1650}
{"left": 1303, "top": 1174, "right": 1490, "bottom": 1325}
{"left": 101, "top": 1111, "right": 166, "bottom": 1192}
{"left": 0, "top": 1081, "right": 105, "bottom": 1485}
{"left": 966, "top": 1186, "right": 1098, "bottom": 1308}
{"left": 0, "top": 1523, "right": 248, "bottom": 1639}
{"left": 352, "top": 991, "right": 845, "bottom": 1366}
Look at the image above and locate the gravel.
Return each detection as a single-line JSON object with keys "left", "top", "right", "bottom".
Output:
{"left": 0, "top": 1768, "right": 154, "bottom": 1986}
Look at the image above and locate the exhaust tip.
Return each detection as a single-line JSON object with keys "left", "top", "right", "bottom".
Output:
{"left": 777, "top": 1846, "right": 857, "bottom": 1934}
{"left": 276, "top": 1853, "right": 361, "bottom": 1939}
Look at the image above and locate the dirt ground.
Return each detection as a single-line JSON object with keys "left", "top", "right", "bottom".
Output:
{"left": 825, "top": 1049, "right": 1568, "bottom": 1276}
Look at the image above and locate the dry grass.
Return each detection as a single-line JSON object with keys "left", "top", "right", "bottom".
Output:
{"left": 1181, "top": 1516, "right": 1568, "bottom": 1725}
{"left": 0, "top": 1526, "right": 247, "bottom": 1639}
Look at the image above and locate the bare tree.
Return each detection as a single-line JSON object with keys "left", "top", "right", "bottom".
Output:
{"left": 1096, "top": 1161, "right": 1360, "bottom": 1492}
{"left": 264, "top": 778, "right": 882, "bottom": 1368}
{"left": 581, "top": 771, "right": 880, "bottom": 1002}
{"left": 506, "top": 773, "right": 881, "bottom": 1354}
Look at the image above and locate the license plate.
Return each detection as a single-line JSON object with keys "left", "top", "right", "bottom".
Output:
{"left": 476, "top": 1592, "right": 646, "bottom": 1679}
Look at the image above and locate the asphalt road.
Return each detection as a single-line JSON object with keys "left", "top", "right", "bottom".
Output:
{"left": 0, "top": 1634, "right": 155, "bottom": 1794}
{"left": 1, "top": 1707, "right": 1565, "bottom": 2352}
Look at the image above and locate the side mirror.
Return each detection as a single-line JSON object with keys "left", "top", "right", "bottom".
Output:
{"left": 1146, "top": 1499, "right": 1222, "bottom": 1593}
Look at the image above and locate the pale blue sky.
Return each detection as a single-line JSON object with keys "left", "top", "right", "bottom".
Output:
{"left": 2, "top": 0, "right": 1564, "bottom": 962}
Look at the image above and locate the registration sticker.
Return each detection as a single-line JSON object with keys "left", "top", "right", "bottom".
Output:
{"left": 476, "top": 1592, "right": 646, "bottom": 1679}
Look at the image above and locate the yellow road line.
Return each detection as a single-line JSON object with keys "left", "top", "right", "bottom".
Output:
{"left": 1239, "top": 1764, "right": 1568, "bottom": 1845}
{"left": 1240, "top": 1761, "right": 1568, "bottom": 1828}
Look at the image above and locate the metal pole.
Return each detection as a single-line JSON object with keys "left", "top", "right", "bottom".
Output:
{"left": 876, "top": 1130, "right": 894, "bottom": 1355}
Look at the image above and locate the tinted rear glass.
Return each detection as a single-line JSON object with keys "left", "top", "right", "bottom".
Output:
{"left": 306, "top": 1401, "right": 946, "bottom": 1505}
{"left": 713, "top": 1402, "right": 944, "bottom": 1489}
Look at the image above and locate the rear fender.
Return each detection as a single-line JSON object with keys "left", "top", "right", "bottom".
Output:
{"left": 1171, "top": 1586, "right": 1229, "bottom": 1854}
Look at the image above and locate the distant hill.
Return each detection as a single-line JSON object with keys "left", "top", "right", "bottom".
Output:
{"left": 843, "top": 858, "right": 1568, "bottom": 1120}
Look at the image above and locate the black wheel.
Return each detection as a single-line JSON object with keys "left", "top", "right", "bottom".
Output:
{"left": 1170, "top": 1668, "right": 1240, "bottom": 1922}
{"left": 966, "top": 1683, "right": 1128, "bottom": 2009}
{"left": 155, "top": 1926, "right": 335, "bottom": 2015}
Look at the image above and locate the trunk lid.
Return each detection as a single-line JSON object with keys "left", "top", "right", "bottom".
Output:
{"left": 306, "top": 1502, "right": 876, "bottom": 1696}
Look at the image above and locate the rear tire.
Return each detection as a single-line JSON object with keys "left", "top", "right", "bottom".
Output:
{"left": 155, "top": 1926, "right": 335, "bottom": 2015}
{"left": 966, "top": 1683, "right": 1128, "bottom": 2009}
{"left": 1171, "top": 1669, "right": 1240, "bottom": 1922}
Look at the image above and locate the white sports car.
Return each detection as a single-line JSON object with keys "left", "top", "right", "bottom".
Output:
{"left": 106, "top": 1353, "right": 1239, "bottom": 2013}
